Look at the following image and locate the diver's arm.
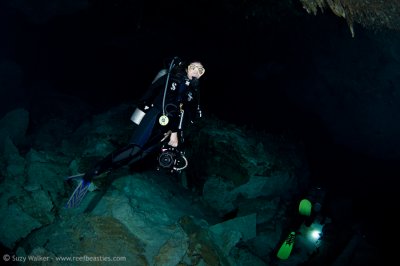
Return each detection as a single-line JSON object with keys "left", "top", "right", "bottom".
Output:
{"left": 166, "top": 108, "right": 181, "bottom": 147}
{"left": 138, "top": 75, "right": 166, "bottom": 106}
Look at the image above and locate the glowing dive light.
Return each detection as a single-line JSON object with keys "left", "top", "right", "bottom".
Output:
{"left": 310, "top": 229, "right": 321, "bottom": 240}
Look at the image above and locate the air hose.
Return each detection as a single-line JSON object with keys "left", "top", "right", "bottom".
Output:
{"left": 159, "top": 57, "right": 179, "bottom": 126}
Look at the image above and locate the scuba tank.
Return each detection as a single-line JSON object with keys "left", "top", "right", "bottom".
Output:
{"left": 130, "top": 107, "right": 147, "bottom": 125}
{"left": 130, "top": 57, "right": 180, "bottom": 125}
{"left": 130, "top": 69, "right": 166, "bottom": 125}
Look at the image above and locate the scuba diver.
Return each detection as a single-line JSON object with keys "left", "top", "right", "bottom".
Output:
{"left": 276, "top": 186, "right": 327, "bottom": 261}
{"left": 65, "top": 57, "right": 205, "bottom": 208}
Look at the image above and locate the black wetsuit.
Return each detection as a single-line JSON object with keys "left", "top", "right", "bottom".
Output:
{"left": 83, "top": 68, "right": 201, "bottom": 181}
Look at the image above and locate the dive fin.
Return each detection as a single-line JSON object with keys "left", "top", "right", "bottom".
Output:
{"left": 64, "top": 173, "right": 85, "bottom": 181}
{"left": 277, "top": 231, "right": 296, "bottom": 260}
{"left": 299, "top": 199, "right": 312, "bottom": 216}
{"left": 65, "top": 179, "right": 91, "bottom": 208}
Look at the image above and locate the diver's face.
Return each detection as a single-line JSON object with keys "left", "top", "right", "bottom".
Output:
{"left": 187, "top": 62, "right": 205, "bottom": 80}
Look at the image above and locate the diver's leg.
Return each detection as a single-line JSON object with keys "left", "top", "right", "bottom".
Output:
{"left": 83, "top": 144, "right": 144, "bottom": 181}
{"left": 112, "top": 144, "right": 144, "bottom": 166}
{"left": 83, "top": 108, "right": 162, "bottom": 182}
